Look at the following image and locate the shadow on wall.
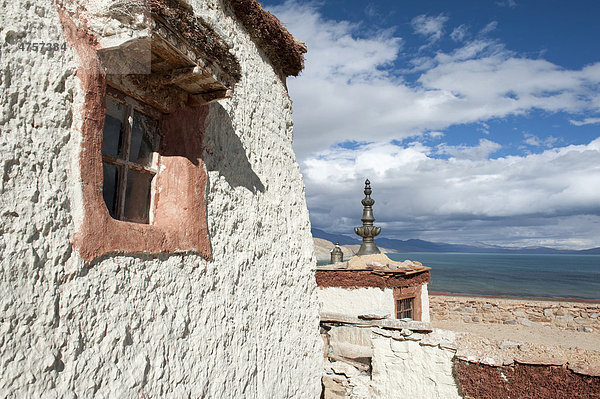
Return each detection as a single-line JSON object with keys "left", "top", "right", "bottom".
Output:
{"left": 203, "top": 103, "right": 265, "bottom": 193}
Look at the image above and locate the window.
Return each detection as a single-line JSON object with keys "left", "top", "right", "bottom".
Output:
{"left": 70, "top": 0, "right": 238, "bottom": 262}
{"left": 396, "top": 297, "right": 414, "bottom": 320}
{"left": 393, "top": 286, "right": 423, "bottom": 321}
{"left": 101, "top": 96, "right": 160, "bottom": 224}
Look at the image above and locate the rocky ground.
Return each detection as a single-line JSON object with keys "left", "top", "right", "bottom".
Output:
{"left": 430, "top": 294, "right": 600, "bottom": 375}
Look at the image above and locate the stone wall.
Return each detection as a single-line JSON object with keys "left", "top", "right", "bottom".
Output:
{"left": 370, "top": 333, "right": 459, "bottom": 399}
{"left": 0, "top": 0, "right": 322, "bottom": 397}
{"left": 321, "top": 313, "right": 600, "bottom": 399}
{"left": 321, "top": 316, "right": 461, "bottom": 399}
{"left": 430, "top": 295, "right": 600, "bottom": 333}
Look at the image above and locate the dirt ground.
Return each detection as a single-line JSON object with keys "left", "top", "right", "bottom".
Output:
{"left": 455, "top": 361, "right": 600, "bottom": 399}
{"left": 433, "top": 318, "right": 600, "bottom": 353}
{"left": 433, "top": 310, "right": 600, "bottom": 372}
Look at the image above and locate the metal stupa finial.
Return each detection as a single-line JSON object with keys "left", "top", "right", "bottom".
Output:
{"left": 354, "top": 179, "right": 381, "bottom": 255}
{"left": 330, "top": 242, "right": 343, "bottom": 264}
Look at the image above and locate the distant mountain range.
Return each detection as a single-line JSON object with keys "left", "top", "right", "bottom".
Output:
{"left": 311, "top": 228, "right": 600, "bottom": 255}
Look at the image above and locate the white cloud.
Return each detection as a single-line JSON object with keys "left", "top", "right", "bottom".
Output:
{"left": 267, "top": 1, "right": 600, "bottom": 247}
{"left": 303, "top": 139, "right": 600, "bottom": 248}
{"left": 570, "top": 117, "right": 600, "bottom": 126}
{"left": 523, "top": 133, "right": 559, "bottom": 147}
{"left": 480, "top": 21, "right": 498, "bottom": 34}
{"left": 450, "top": 25, "right": 469, "bottom": 42}
{"left": 411, "top": 14, "right": 449, "bottom": 43}
{"left": 479, "top": 122, "right": 490, "bottom": 135}
{"left": 269, "top": 2, "right": 600, "bottom": 159}
{"left": 431, "top": 39, "right": 506, "bottom": 64}
{"left": 271, "top": 2, "right": 401, "bottom": 83}
{"left": 437, "top": 138, "right": 501, "bottom": 160}
{"left": 427, "top": 131, "right": 445, "bottom": 139}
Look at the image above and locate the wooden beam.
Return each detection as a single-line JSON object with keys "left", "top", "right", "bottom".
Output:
{"left": 188, "top": 89, "right": 232, "bottom": 107}
{"left": 320, "top": 312, "right": 433, "bottom": 332}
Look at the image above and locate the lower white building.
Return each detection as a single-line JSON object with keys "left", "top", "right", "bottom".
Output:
{"left": 317, "top": 253, "right": 431, "bottom": 322}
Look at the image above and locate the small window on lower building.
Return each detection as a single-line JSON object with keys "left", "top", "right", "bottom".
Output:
{"left": 101, "top": 96, "right": 160, "bottom": 224}
{"left": 396, "top": 297, "right": 414, "bottom": 319}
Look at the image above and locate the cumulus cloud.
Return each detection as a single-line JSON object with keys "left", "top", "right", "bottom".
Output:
{"left": 303, "top": 139, "right": 600, "bottom": 248}
{"left": 269, "top": 1, "right": 600, "bottom": 159}
{"left": 411, "top": 14, "right": 449, "bottom": 43}
{"left": 270, "top": 2, "right": 401, "bottom": 83}
{"left": 267, "top": 1, "right": 600, "bottom": 247}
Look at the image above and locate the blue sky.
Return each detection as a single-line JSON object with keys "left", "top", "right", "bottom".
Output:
{"left": 263, "top": 0, "right": 600, "bottom": 249}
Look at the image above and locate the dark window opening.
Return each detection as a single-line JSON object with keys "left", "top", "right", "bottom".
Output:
{"left": 101, "top": 96, "right": 160, "bottom": 224}
{"left": 396, "top": 297, "right": 414, "bottom": 320}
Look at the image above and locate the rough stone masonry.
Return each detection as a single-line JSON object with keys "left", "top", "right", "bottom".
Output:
{"left": 430, "top": 295, "right": 600, "bottom": 333}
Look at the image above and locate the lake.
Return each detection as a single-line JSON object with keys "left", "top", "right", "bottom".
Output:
{"left": 386, "top": 252, "right": 600, "bottom": 300}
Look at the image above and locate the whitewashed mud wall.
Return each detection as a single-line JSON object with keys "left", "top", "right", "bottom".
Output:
{"left": 319, "top": 285, "right": 431, "bottom": 322}
{"left": 421, "top": 284, "right": 430, "bottom": 322}
{"left": 0, "top": 0, "right": 322, "bottom": 397}
{"left": 319, "top": 288, "right": 395, "bottom": 318}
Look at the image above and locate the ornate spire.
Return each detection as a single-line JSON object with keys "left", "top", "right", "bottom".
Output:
{"left": 330, "top": 242, "right": 343, "bottom": 264}
{"left": 354, "top": 179, "right": 381, "bottom": 255}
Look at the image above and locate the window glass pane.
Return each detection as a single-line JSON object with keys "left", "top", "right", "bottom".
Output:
{"left": 129, "top": 110, "right": 156, "bottom": 167}
{"left": 397, "top": 298, "right": 414, "bottom": 320}
{"left": 102, "top": 162, "right": 119, "bottom": 218}
{"left": 123, "top": 169, "right": 153, "bottom": 223}
{"left": 102, "top": 98, "right": 125, "bottom": 158}
{"left": 401, "top": 298, "right": 412, "bottom": 311}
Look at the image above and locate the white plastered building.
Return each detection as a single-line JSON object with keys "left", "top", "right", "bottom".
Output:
{"left": 0, "top": 0, "right": 322, "bottom": 397}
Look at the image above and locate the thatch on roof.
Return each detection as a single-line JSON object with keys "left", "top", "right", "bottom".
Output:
{"left": 149, "top": 0, "right": 241, "bottom": 81}
{"left": 224, "top": 0, "right": 307, "bottom": 77}
{"left": 147, "top": 0, "right": 305, "bottom": 81}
